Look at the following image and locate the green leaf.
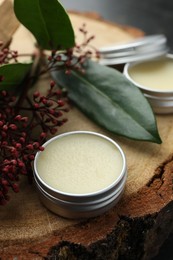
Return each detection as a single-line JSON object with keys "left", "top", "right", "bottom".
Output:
{"left": 0, "top": 63, "right": 32, "bottom": 91}
{"left": 52, "top": 60, "right": 161, "bottom": 143}
{"left": 14, "top": 0, "right": 75, "bottom": 50}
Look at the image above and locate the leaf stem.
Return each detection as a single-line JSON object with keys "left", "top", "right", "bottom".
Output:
{"left": 15, "top": 49, "right": 43, "bottom": 112}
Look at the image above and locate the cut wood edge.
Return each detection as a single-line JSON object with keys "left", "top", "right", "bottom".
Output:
{"left": 0, "top": 0, "right": 20, "bottom": 48}
{"left": 69, "top": 10, "right": 144, "bottom": 38}
{"left": 0, "top": 154, "right": 173, "bottom": 259}
{"left": 0, "top": 2, "right": 172, "bottom": 260}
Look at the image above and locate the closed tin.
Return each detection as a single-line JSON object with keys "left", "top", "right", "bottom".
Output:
{"left": 98, "top": 34, "right": 168, "bottom": 66}
{"left": 34, "top": 131, "right": 127, "bottom": 219}
{"left": 123, "top": 54, "right": 173, "bottom": 114}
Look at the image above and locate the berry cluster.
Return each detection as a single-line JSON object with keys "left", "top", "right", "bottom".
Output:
{"left": 0, "top": 82, "right": 68, "bottom": 205}
{"left": 47, "top": 24, "right": 99, "bottom": 74}
{"left": 0, "top": 24, "right": 97, "bottom": 205}
{"left": 33, "top": 81, "right": 69, "bottom": 135}
{"left": 0, "top": 41, "right": 18, "bottom": 65}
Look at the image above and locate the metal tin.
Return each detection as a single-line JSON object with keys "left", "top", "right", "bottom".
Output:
{"left": 98, "top": 34, "right": 168, "bottom": 66}
{"left": 123, "top": 54, "right": 173, "bottom": 114}
{"left": 34, "top": 131, "right": 127, "bottom": 219}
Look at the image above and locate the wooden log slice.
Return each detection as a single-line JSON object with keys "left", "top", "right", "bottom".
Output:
{"left": 0, "top": 1, "right": 173, "bottom": 259}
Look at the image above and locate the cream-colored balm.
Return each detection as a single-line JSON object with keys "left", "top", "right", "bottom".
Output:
{"left": 129, "top": 57, "right": 173, "bottom": 91}
{"left": 37, "top": 133, "right": 123, "bottom": 194}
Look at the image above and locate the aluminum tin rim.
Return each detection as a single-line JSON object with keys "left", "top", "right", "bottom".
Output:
{"left": 34, "top": 131, "right": 127, "bottom": 198}
{"left": 99, "top": 49, "right": 168, "bottom": 66}
{"left": 144, "top": 94, "right": 173, "bottom": 105}
{"left": 38, "top": 187, "right": 124, "bottom": 219}
{"left": 99, "top": 34, "right": 168, "bottom": 65}
{"left": 34, "top": 167, "right": 127, "bottom": 202}
{"left": 37, "top": 181, "right": 125, "bottom": 212}
{"left": 99, "top": 34, "right": 167, "bottom": 54}
{"left": 34, "top": 170, "right": 127, "bottom": 206}
{"left": 144, "top": 93, "right": 173, "bottom": 101}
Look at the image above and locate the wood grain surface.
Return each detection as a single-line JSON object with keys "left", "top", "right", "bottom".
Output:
{"left": 0, "top": 1, "right": 173, "bottom": 259}
{"left": 0, "top": 0, "right": 19, "bottom": 48}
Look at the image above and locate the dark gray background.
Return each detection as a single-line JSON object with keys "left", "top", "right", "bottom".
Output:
{"left": 60, "top": 1, "right": 173, "bottom": 259}
{"left": 61, "top": 0, "right": 173, "bottom": 49}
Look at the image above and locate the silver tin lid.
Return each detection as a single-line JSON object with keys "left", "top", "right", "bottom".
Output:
{"left": 99, "top": 34, "right": 169, "bottom": 65}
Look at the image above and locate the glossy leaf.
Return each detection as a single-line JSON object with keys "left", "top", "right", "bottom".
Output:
{"left": 52, "top": 60, "right": 161, "bottom": 143}
{"left": 14, "top": 0, "right": 75, "bottom": 50}
{"left": 0, "top": 63, "right": 32, "bottom": 91}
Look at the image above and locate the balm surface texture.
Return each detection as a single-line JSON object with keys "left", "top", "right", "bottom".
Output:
{"left": 36, "top": 133, "right": 123, "bottom": 194}
{"left": 129, "top": 57, "right": 173, "bottom": 91}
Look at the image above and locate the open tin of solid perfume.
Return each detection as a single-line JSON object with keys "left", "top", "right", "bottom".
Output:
{"left": 34, "top": 131, "right": 127, "bottom": 219}
{"left": 99, "top": 34, "right": 173, "bottom": 114}
{"left": 124, "top": 54, "right": 173, "bottom": 114}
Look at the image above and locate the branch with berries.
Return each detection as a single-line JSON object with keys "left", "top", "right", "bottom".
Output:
{"left": 0, "top": 21, "right": 97, "bottom": 205}
{"left": 0, "top": 77, "right": 69, "bottom": 205}
{"left": 0, "top": 0, "right": 162, "bottom": 205}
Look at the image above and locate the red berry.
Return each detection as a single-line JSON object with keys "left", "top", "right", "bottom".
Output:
{"left": 34, "top": 103, "right": 39, "bottom": 109}
{"left": 12, "top": 183, "right": 19, "bottom": 193}
{"left": 26, "top": 144, "right": 34, "bottom": 150}
{"left": 9, "top": 124, "right": 17, "bottom": 130}
{"left": 57, "top": 100, "right": 64, "bottom": 107}
{"left": 33, "top": 91, "right": 40, "bottom": 98}
{"left": 15, "top": 115, "right": 22, "bottom": 121}
{"left": 40, "top": 132, "right": 47, "bottom": 139}
{"left": 50, "top": 80, "right": 55, "bottom": 88}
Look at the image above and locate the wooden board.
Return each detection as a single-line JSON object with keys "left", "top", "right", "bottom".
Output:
{"left": 0, "top": 0, "right": 19, "bottom": 48}
{"left": 0, "top": 1, "right": 173, "bottom": 259}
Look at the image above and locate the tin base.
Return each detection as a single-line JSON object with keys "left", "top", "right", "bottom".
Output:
{"left": 37, "top": 186, "right": 125, "bottom": 219}
{"left": 144, "top": 93, "right": 173, "bottom": 114}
